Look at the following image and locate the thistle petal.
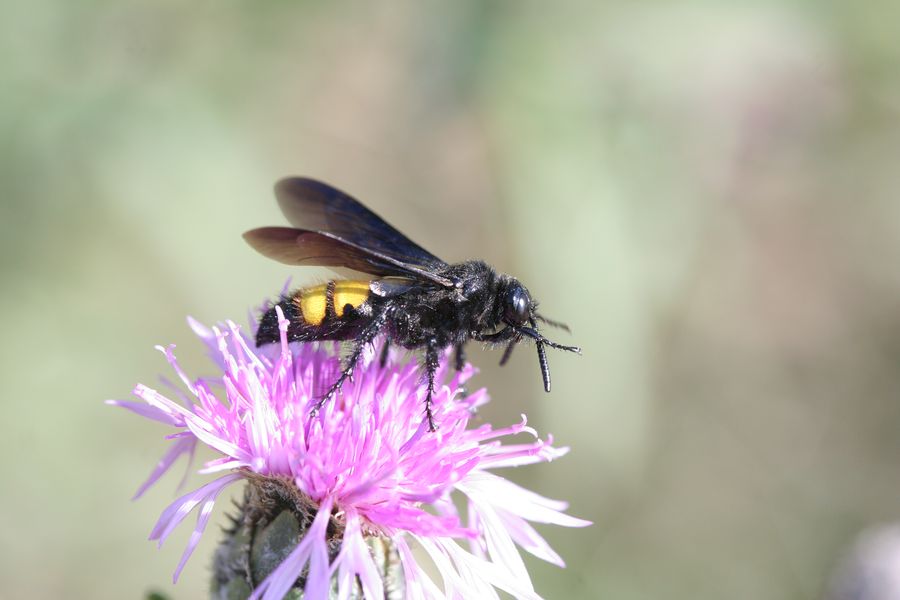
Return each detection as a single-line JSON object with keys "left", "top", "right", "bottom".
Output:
{"left": 132, "top": 435, "right": 196, "bottom": 500}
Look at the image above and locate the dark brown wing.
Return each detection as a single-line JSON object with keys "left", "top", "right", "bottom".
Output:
{"left": 243, "top": 227, "right": 455, "bottom": 286}
{"left": 274, "top": 178, "right": 450, "bottom": 277}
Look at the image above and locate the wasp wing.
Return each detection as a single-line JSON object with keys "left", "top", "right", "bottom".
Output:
{"left": 274, "top": 177, "right": 451, "bottom": 281}
{"left": 243, "top": 227, "right": 455, "bottom": 286}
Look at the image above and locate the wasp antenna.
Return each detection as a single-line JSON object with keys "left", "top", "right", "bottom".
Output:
{"left": 526, "top": 319, "right": 552, "bottom": 392}
{"left": 536, "top": 340, "right": 551, "bottom": 392}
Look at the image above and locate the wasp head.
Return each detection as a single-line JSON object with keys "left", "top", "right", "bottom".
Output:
{"left": 501, "top": 281, "right": 533, "bottom": 326}
{"left": 492, "top": 277, "right": 580, "bottom": 394}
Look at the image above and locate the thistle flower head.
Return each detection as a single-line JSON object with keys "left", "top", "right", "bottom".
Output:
{"left": 110, "top": 307, "right": 589, "bottom": 599}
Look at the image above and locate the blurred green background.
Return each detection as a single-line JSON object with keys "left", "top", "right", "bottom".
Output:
{"left": 3, "top": 1, "right": 900, "bottom": 598}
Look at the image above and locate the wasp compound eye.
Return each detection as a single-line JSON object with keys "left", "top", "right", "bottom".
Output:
{"left": 504, "top": 284, "right": 531, "bottom": 325}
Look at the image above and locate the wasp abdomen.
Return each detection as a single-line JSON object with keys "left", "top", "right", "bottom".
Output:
{"left": 255, "top": 280, "right": 373, "bottom": 347}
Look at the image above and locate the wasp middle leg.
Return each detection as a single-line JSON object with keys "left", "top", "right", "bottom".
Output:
{"left": 379, "top": 339, "right": 391, "bottom": 368}
{"left": 454, "top": 343, "right": 466, "bottom": 372}
{"left": 423, "top": 340, "right": 440, "bottom": 432}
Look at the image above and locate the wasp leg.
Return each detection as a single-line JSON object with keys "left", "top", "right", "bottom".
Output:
{"left": 424, "top": 341, "right": 440, "bottom": 431}
{"left": 473, "top": 327, "right": 519, "bottom": 379}
{"left": 454, "top": 343, "right": 466, "bottom": 372}
{"left": 312, "top": 309, "right": 390, "bottom": 416}
{"left": 499, "top": 337, "right": 519, "bottom": 366}
{"left": 472, "top": 327, "right": 517, "bottom": 344}
{"left": 454, "top": 343, "right": 471, "bottom": 399}
{"left": 379, "top": 339, "right": 391, "bottom": 368}
{"left": 518, "top": 325, "right": 581, "bottom": 353}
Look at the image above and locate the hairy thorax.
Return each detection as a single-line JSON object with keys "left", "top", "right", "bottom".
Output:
{"left": 384, "top": 260, "right": 502, "bottom": 348}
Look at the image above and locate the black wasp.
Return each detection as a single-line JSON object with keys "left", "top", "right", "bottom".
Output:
{"left": 244, "top": 178, "right": 581, "bottom": 430}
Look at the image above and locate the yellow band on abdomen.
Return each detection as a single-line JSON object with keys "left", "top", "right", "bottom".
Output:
{"left": 297, "top": 283, "right": 328, "bottom": 326}
{"left": 333, "top": 280, "right": 370, "bottom": 317}
{"left": 293, "top": 280, "right": 371, "bottom": 326}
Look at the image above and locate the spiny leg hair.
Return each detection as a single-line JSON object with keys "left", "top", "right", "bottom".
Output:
{"left": 424, "top": 341, "right": 440, "bottom": 431}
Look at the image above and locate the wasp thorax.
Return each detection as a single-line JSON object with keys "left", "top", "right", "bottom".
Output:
{"left": 503, "top": 282, "right": 532, "bottom": 325}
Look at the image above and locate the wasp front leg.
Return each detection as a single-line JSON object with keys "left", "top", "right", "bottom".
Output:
{"left": 473, "top": 327, "right": 521, "bottom": 368}
{"left": 472, "top": 327, "right": 518, "bottom": 346}
{"left": 499, "top": 336, "right": 520, "bottom": 366}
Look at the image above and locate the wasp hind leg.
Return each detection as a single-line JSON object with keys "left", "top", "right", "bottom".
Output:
{"left": 312, "top": 309, "right": 390, "bottom": 416}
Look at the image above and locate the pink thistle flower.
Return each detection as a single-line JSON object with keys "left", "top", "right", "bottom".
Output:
{"left": 109, "top": 307, "right": 590, "bottom": 599}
